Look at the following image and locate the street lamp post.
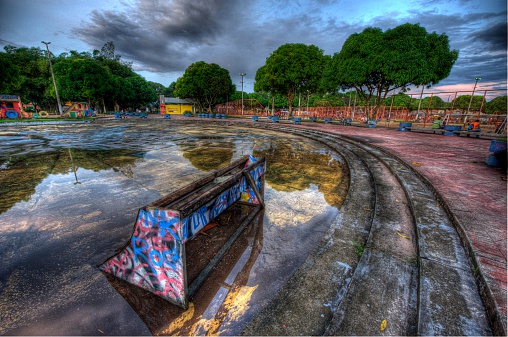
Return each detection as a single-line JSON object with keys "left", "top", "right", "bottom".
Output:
{"left": 467, "top": 77, "right": 481, "bottom": 115}
{"left": 239, "top": 73, "right": 245, "bottom": 115}
{"left": 41, "top": 41, "right": 63, "bottom": 115}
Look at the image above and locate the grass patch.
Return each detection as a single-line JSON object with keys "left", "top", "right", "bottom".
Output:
{"left": 353, "top": 241, "right": 365, "bottom": 258}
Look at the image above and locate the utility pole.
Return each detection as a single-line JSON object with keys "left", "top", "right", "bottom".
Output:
{"left": 239, "top": 73, "right": 245, "bottom": 115}
{"left": 467, "top": 77, "right": 481, "bottom": 114}
{"left": 41, "top": 41, "right": 63, "bottom": 115}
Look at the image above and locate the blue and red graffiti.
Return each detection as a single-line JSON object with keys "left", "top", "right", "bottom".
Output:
{"left": 99, "top": 155, "right": 265, "bottom": 306}
{"left": 100, "top": 208, "right": 186, "bottom": 304}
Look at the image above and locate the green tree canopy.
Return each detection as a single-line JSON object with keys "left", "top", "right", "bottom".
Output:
{"left": 484, "top": 95, "right": 507, "bottom": 114}
{"left": 321, "top": 23, "right": 459, "bottom": 120}
{"left": 254, "top": 43, "right": 327, "bottom": 116}
{"left": 3, "top": 46, "right": 50, "bottom": 105}
{"left": 148, "top": 81, "right": 168, "bottom": 96}
{"left": 54, "top": 58, "right": 112, "bottom": 103}
{"left": 174, "top": 61, "right": 234, "bottom": 112}
{"left": 0, "top": 52, "right": 22, "bottom": 93}
{"left": 166, "top": 81, "right": 177, "bottom": 96}
{"left": 0, "top": 42, "right": 167, "bottom": 112}
{"left": 121, "top": 75, "right": 157, "bottom": 107}
{"left": 420, "top": 96, "right": 446, "bottom": 109}
{"left": 452, "top": 95, "right": 484, "bottom": 111}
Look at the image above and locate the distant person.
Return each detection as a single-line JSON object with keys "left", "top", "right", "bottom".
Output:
{"left": 495, "top": 121, "right": 503, "bottom": 134}
{"left": 468, "top": 119, "right": 480, "bottom": 131}
{"left": 432, "top": 117, "right": 443, "bottom": 129}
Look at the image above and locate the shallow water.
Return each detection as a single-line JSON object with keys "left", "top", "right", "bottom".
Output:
{"left": 0, "top": 120, "right": 348, "bottom": 335}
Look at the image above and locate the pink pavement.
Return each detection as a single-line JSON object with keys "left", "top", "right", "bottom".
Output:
{"left": 302, "top": 122, "right": 507, "bottom": 333}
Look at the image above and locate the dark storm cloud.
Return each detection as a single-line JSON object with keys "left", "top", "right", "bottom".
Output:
{"left": 449, "top": 52, "right": 507, "bottom": 83}
{"left": 73, "top": 0, "right": 247, "bottom": 72}
{"left": 468, "top": 20, "right": 507, "bottom": 52}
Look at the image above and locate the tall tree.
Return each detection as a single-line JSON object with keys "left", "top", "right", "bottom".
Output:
{"left": 166, "top": 81, "right": 177, "bottom": 96}
{"left": 53, "top": 58, "right": 112, "bottom": 104}
{"left": 484, "top": 95, "right": 507, "bottom": 114}
{"left": 174, "top": 61, "right": 234, "bottom": 112}
{"left": 0, "top": 53, "right": 22, "bottom": 93}
{"left": 452, "top": 95, "right": 484, "bottom": 111}
{"left": 419, "top": 96, "right": 447, "bottom": 110}
{"left": 255, "top": 43, "right": 327, "bottom": 116}
{"left": 148, "top": 81, "right": 168, "bottom": 96}
{"left": 322, "top": 23, "right": 459, "bottom": 120}
{"left": 3, "top": 46, "right": 50, "bottom": 105}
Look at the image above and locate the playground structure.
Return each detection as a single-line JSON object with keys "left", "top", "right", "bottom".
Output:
{"left": 0, "top": 95, "right": 33, "bottom": 118}
{"left": 214, "top": 99, "right": 265, "bottom": 115}
{"left": 212, "top": 88, "right": 507, "bottom": 134}
{"left": 62, "top": 102, "right": 95, "bottom": 117}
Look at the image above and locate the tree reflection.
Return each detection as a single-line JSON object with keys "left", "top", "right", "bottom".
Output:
{"left": 176, "top": 137, "right": 235, "bottom": 172}
{"left": 0, "top": 148, "right": 140, "bottom": 214}
{"left": 254, "top": 143, "right": 348, "bottom": 208}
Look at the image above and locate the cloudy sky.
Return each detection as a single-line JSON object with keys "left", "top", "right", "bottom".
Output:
{"left": 1, "top": 0, "right": 506, "bottom": 98}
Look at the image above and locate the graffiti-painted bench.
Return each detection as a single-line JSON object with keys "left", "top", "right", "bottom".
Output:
{"left": 98, "top": 155, "right": 266, "bottom": 308}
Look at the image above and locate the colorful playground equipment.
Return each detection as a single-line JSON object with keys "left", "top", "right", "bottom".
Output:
{"left": 62, "top": 102, "right": 96, "bottom": 117}
{"left": 0, "top": 95, "right": 33, "bottom": 119}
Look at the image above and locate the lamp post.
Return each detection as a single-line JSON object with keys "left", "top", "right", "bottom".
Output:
{"left": 41, "top": 41, "right": 63, "bottom": 115}
{"left": 467, "top": 77, "right": 481, "bottom": 115}
{"left": 239, "top": 73, "right": 245, "bottom": 115}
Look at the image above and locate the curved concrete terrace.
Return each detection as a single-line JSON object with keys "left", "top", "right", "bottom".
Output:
{"left": 156, "top": 114, "right": 507, "bottom": 335}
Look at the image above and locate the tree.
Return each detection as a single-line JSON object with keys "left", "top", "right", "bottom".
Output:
{"left": 254, "top": 43, "right": 327, "bottom": 116}
{"left": 0, "top": 53, "right": 22, "bottom": 93}
{"left": 484, "top": 95, "right": 507, "bottom": 114}
{"left": 104, "top": 74, "right": 156, "bottom": 110}
{"left": 166, "top": 81, "right": 177, "bottom": 96}
{"left": 174, "top": 61, "right": 234, "bottom": 112}
{"left": 452, "top": 95, "right": 484, "bottom": 111}
{"left": 322, "top": 23, "right": 459, "bottom": 120}
{"left": 98, "top": 41, "right": 120, "bottom": 61}
{"left": 3, "top": 46, "right": 50, "bottom": 105}
{"left": 148, "top": 81, "right": 168, "bottom": 96}
{"left": 54, "top": 58, "right": 112, "bottom": 105}
{"left": 420, "top": 96, "right": 447, "bottom": 110}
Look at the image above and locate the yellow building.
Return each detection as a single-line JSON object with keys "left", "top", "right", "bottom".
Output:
{"left": 160, "top": 96, "right": 195, "bottom": 115}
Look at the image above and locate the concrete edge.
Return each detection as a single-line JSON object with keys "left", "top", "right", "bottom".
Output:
{"left": 349, "top": 137, "right": 507, "bottom": 336}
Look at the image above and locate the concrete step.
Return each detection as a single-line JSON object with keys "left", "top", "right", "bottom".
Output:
{"left": 240, "top": 125, "right": 493, "bottom": 336}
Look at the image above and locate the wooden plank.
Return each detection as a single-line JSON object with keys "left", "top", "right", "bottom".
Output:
{"left": 178, "top": 158, "right": 265, "bottom": 218}
{"left": 148, "top": 156, "right": 249, "bottom": 208}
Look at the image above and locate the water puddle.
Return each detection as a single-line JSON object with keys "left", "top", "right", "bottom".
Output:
{"left": 0, "top": 121, "right": 348, "bottom": 335}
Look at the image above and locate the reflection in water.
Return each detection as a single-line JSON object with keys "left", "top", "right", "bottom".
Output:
{"left": 105, "top": 204, "right": 265, "bottom": 336}
{"left": 173, "top": 132, "right": 235, "bottom": 171}
{"left": 0, "top": 152, "right": 58, "bottom": 214}
{"left": 181, "top": 147, "right": 234, "bottom": 172}
{"left": 68, "top": 149, "right": 80, "bottom": 185}
{"left": 0, "top": 148, "right": 141, "bottom": 214}
{"left": 254, "top": 142, "right": 348, "bottom": 208}
{"left": 0, "top": 122, "right": 349, "bottom": 335}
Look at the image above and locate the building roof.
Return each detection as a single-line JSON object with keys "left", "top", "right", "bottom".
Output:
{"left": 165, "top": 97, "right": 194, "bottom": 104}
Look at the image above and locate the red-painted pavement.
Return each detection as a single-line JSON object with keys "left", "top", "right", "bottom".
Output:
{"left": 300, "top": 122, "right": 507, "bottom": 334}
